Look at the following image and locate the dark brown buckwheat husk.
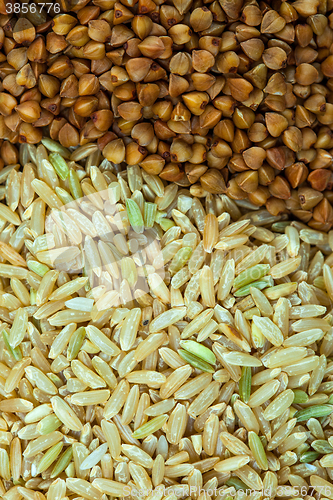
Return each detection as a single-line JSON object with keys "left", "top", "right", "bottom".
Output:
{"left": 1, "top": 0, "right": 333, "bottom": 229}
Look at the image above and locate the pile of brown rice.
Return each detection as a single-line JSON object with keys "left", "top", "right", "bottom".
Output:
{"left": 0, "top": 140, "right": 333, "bottom": 500}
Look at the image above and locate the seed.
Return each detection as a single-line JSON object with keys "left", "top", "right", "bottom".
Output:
{"left": 51, "top": 396, "right": 83, "bottom": 431}
{"left": 228, "top": 78, "right": 254, "bottom": 102}
{"left": 293, "top": 390, "right": 309, "bottom": 404}
{"left": 48, "top": 153, "right": 69, "bottom": 180}
{"left": 178, "top": 350, "right": 215, "bottom": 373}
{"left": 41, "top": 138, "right": 71, "bottom": 158}
{"left": 300, "top": 451, "right": 320, "bottom": 463}
{"left": 3, "top": 0, "right": 333, "bottom": 484}
{"left": 2, "top": 328, "right": 22, "bottom": 361}
{"left": 37, "top": 414, "right": 62, "bottom": 435}
{"left": 180, "top": 340, "right": 216, "bottom": 365}
{"left": 190, "top": 7, "right": 213, "bottom": 31}
{"left": 132, "top": 415, "right": 168, "bottom": 439}
{"left": 15, "top": 101, "right": 41, "bottom": 123}
{"left": 103, "top": 139, "right": 125, "bottom": 164}
{"left": 312, "top": 440, "right": 333, "bottom": 454}
{"left": 214, "top": 455, "right": 250, "bottom": 473}
{"left": 234, "top": 280, "right": 269, "bottom": 297}
{"left": 239, "top": 366, "right": 252, "bottom": 404}
{"left": 37, "top": 442, "right": 63, "bottom": 474}
{"left": 0, "top": 143, "right": 331, "bottom": 499}
{"left": 248, "top": 431, "right": 268, "bottom": 470}
{"left": 226, "top": 478, "right": 249, "bottom": 491}
{"left": 51, "top": 446, "right": 73, "bottom": 478}
{"left": 233, "top": 264, "right": 270, "bottom": 290}
{"left": 295, "top": 404, "right": 333, "bottom": 421}
{"left": 126, "top": 199, "right": 144, "bottom": 234}
{"left": 88, "top": 20, "right": 112, "bottom": 43}
{"left": 65, "top": 327, "right": 84, "bottom": 362}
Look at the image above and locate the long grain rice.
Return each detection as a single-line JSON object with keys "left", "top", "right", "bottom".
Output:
{"left": 0, "top": 141, "right": 332, "bottom": 500}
